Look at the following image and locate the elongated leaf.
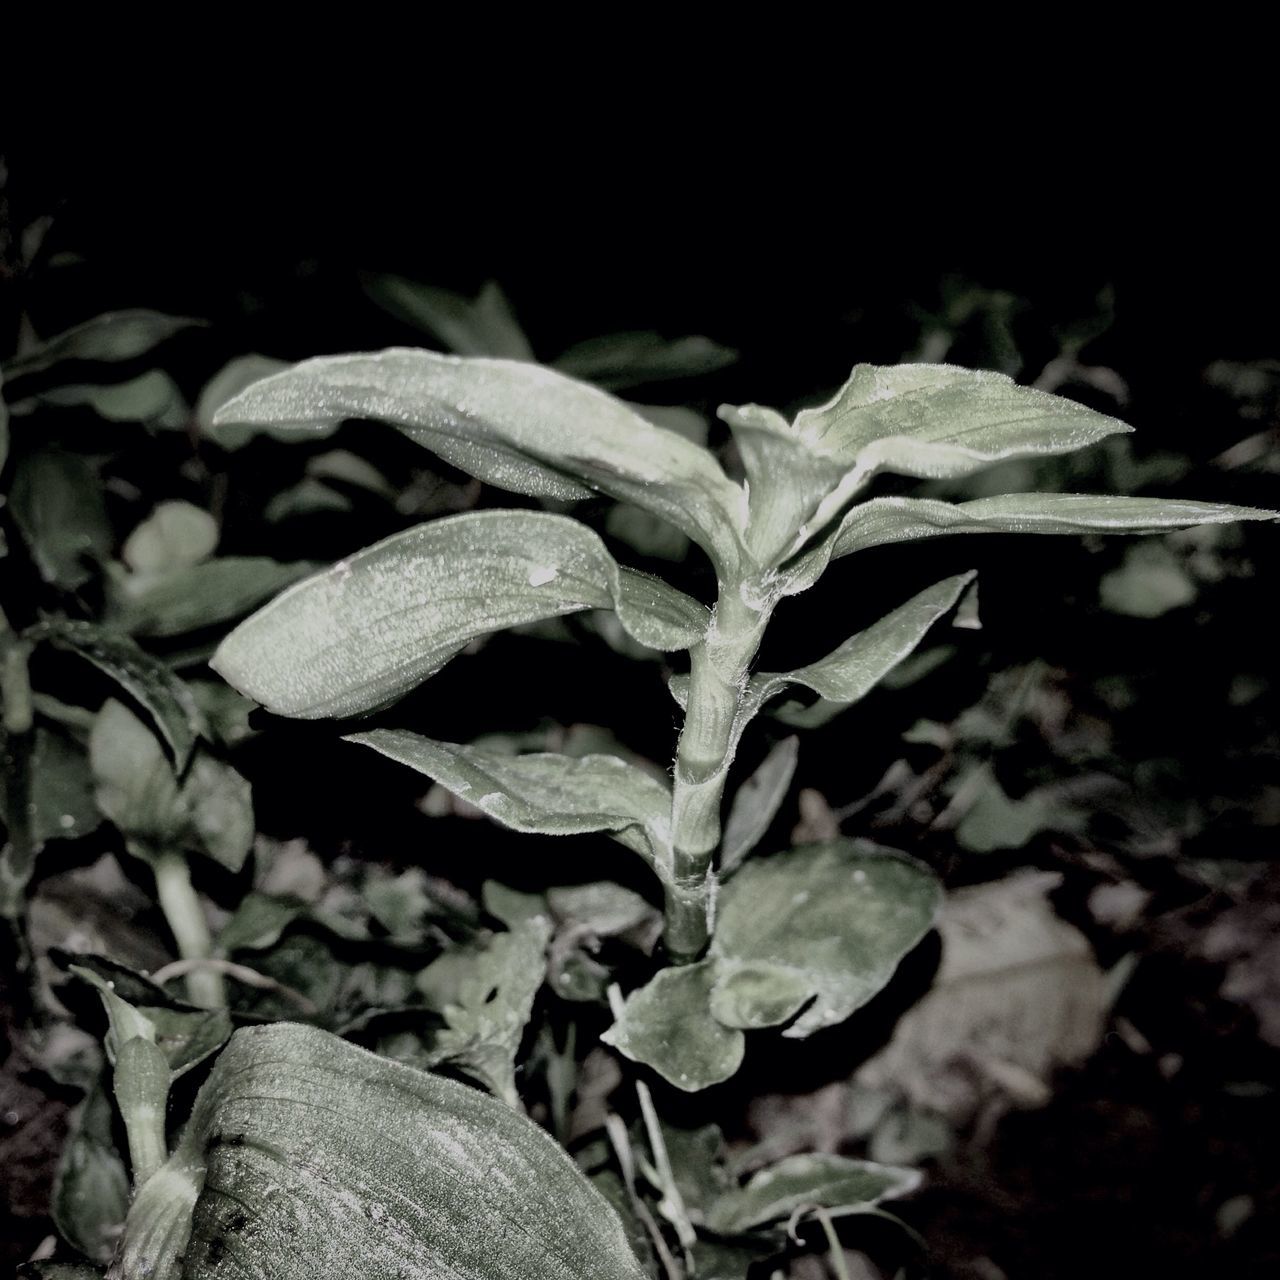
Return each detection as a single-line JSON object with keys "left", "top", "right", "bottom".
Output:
{"left": 705, "top": 1153, "right": 921, "bottom": 1234}
{"left": 212, "top": 510, "right": 707, "bottom": 718}
{"left": 554, "top": 331, "right": 738, "bottom": 390}
{"left": 4, "top": 310, "right": 202, "bottom": 379}
{"left": 194, "top": 354, "right": 292, "bottom": 448}
{"left": 211, "top": 348, "right": 747, "bottom": 571}
{"left": 719, "top": 736, "right": 799, "bottom": 874}
{"left": 601, "top": 961, "right": 745, "bottom": 1091}
{"left": 39, "top": 620, "right": 200, "bottom": 765}
{"left": 113, "top": 1022, "right": 648, "bottom": 1280}
{"left": 10, "top": 449, "right": 113, "bottom": 589}
{"left": 826, "top": 492, "right": 1278, "bottom": 559}
{"left": 29, "top": 371, "right": 187, "bottom": 429}
{"left": 52, "top": 1085, "right": 130, "bottom": 1263}
{"left": 365, "top": 276, "right": 536, "bottom": 361}
{"left": 710, "top": 841, "right": 941, "bottom": 1038}
{"left": 747, "top": 573, "right": 976, "bottom": 731}
{"left": 348, "top": 730, "right": 674, "bottom": 881}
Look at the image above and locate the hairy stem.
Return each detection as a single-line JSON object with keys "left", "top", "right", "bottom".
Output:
{"left": 666, "top": 582, "right": 770, "bottom": 962}
{"left": 152, "top": 853, "right": 225, "bottom": 1009}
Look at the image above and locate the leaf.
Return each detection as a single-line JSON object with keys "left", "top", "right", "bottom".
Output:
{"left": 1099, "top": 540, "right": 1198, "bottom": 617}
{"left": 710, "top": 841, "right": 941, "bottom": 1038}
{"left": 364, "top": 276, "right": 536, "bottom": 361}
{"left": 122, "top": 502, "right": 218, "bottom": 574}
{"left": 349, "top": 730, "right": 675, "bottom": 883}
{"left": 29, "top": 727, "right": 101, "bottom": 843}
{"left": 113, "top": 557, "right": 316, "bottom": 638}
{"left": 601, "top": 961, "right": 745, "bottom": 1091}
{"left": 210, "top": 348, "right": 747, "bottom": 572}
{"left": 31, "top": 371, "right": 187, "bottom": 429}
{"left": 823, "top": 492, "right": 1278, "bottom": 560}
{"left": 193, "top": 354, "right": 292, "bottom": 448}
{"left": 705, "top": 1152, "right": 922, "bottom": 1234}
{"left": 212, "top": 510, "right": 707, "bottom": 718}
{"left": 9, "top": 449, "right": 113, "bottom": 589}
{"left": 720, "top": 736, "right": 799, "bottom": 874}
{"left": 855, "top": 871, "right": 1106, "bottom": 1122}
{"left": 112, "top": 1022, "right": 649, "bottom": 1280}
{"left": 39, "top": 620, "right": 200, "bottom": 765}
{"left": 756, "top": 573, "right": 977, "bottom": 731}
{"left": 953, "top": 764, "right": 1077, "bottom": 853}
{"left": 184, "top": 754, "right": 255, "bottom": 873}
{"left": 554, "top": 331, "right": 737, "bottom": 390}
{"left": 4, "top": 310, "right": 202, "bottom": 379}
{"left": 51, "top": 1084, "right": 129, "bottom": 1263}
{"left": 413, "top": 915, "right": 552, "bottom": 1105}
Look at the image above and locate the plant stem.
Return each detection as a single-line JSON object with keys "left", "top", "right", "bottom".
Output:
{"left": 667, "top": 581, "right": 770, "bottom": 962}
{"left": 113, "top": 1035, "right": 171, "bottom": 1187}
{"left": 152, "top": 853, "right": 225, "bottom": 1009}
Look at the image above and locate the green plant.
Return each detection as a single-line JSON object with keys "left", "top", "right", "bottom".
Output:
{"left": 207, "top": 351, "right": 1272, "bottom": 1092}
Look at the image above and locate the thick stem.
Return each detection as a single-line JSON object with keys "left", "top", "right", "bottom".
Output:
{"left": 113, "top": 1035, "right": 172, "bottom": 1188}
{"left": 666, "top": 582, "right": 771, "bottom": 962}
{"left": 152, "top": 853, "right": 225, "bottom": 1009}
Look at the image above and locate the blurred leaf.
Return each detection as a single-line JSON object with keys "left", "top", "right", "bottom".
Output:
{"left": 113, "top": 1023, "right": 649, "bottom": 1280}
{"left": 51, "top": 1084, "right": 129, "bottom": 1263}
{"left": 185, "top": 754, "right": 254, "bottom": 873}
{"left": 350, "top": 731, "right": 674, "bottom": 885}
{"left": 4, "top": 310, "right": 202, "bottom": 379}
{"left": 211, "top": 349, "right": 747, "bottom": 572}
{"left": 193, "top": 354, "right": 291, "bottom": 448}
{"left": 710, "top": 841, "right": 941, "bottom": 1038}
{"left": 10, "top": 450, "right": 112, "bottom": 589}
{"left": 720, "top": 736, "right": 798, "bottom": 874}
{"left": 264, "top": 477, "right": 353, "bottom": 521}
{"left": 953, "top": 764, "right": 1077, "bottom": 853}
{"left": 305, "top": 448, "right": 396, "bottom": 496}
{"left": 212, "top": 510, "right": 706, "bottom": 718}
{"left": 413, "top": 915, "right": 552, "bottom": 1105}
{"left": 29, "top": 727, "right": 101, "bottom": 843}
{"left": 31, "top": 370, "right": 186, "bottom": 429}
{"left": 364, "top": 276, "right": 535, "bottom": 361}
{"left": 1099, "top": 540, "right": 1198, "bottom": 617}
{"left": 602, "top": 961, "right": 744, "bottom": 1091}
{"left": 705, "top": 1152, "right": 921, "bottom": 1234}
{"left": 554, "top": 331, "right": 737, "bottom": 390}
{"left": 39, "top": 619, "right": 201, "bottom": 765}
{"left": 122, "top": 502, "right": 218, "bottom": 574}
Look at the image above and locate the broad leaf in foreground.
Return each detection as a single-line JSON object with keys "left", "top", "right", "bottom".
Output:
{"left": 112, "top": 1022, "right": 648, "bottom": 1280}
{"left": 211, "top": 348, "right": 748, "bottom": 572}
{"left": 211, "top": 509, "right": 707, "bottom": 718}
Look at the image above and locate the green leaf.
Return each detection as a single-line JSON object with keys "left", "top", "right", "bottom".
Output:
{"left": 1099, "top": 540, "right": 1198, "bottom": 617}
{"left": 10, "top": 449, "right": 113, "bottom": 589}
{"left": 823, "top": 492, "right": 1278, "bottom": 560}
{"left": 29, "top": 727, "right": 101, "bottom": 843}
{"left": 52, "top": 1084, "right": 130, "bottom": 1263}
{"left": 757, "top": 573, "right": 977, "bottom": 731}
{"left": 113, "top": 1023, "right": 649, "bottom": 1280}
{"left": 113, "top": 556, "right": 316, "bottom": 638}
{"left": 705, "top": 1152, "right": 921, "bottom": 1234}
{"left": 4, "top": 310, "right": 202, "bottom": 379}
{"left": 30, "top": 371, "right": 187, "bottom": 429}
{"left": 122, "top": 502, "right": 218, "bottom": 574}
{"left": 364, "top": 276, "right": 536, "bottom": 361}
{"left": 193, "top": 354, "right": 292, "bottom": 448}
{"left": 413, "top": 915, "right": 552, "bottom": 1105}
{"left": 709, "top": 841, "right": 941, "bottom": 1038}
{"left": 554, "top": 331, "right": 737, "bottom": 390}
{"left": 210, "top": 349, "right": 747, "bottom": 572}
{"left": 349, "top": 730, "right": 675, "bottom": 884}
{"left": 720, "top": 736, "right": 799, "bottom": 874}
{"left": 212, "top": 510, "right": 707, "bottom": 718}
{"left": 39, "top": 620, "right": 201, "bottom": 765}
{"left": 601, "top": 961, "right": 745, "bottom": 1091}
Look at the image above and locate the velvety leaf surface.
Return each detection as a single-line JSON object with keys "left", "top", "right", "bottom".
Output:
{"left": 601, "top": 961, "right": 745, "bottom": 1092}
{"left": 211, "top": 510, "right": 707, "bottom": 718}
{"left": 211, "top": 348, "right": 748, "bottom": 570}
{"left": 705, "top": 1152, "right": 922, "bottom": 1234}
{"left": 348, "top": 730, "right": 674, "bottom": 881}
{"left": 711, "top": 841, "right": 941, "bottom": 1038}
{"left": 720, "top": 737, "right": 799, "bottom": 875}
{"left": 113, "top": 1023, "right": 649, "bottom": 1280}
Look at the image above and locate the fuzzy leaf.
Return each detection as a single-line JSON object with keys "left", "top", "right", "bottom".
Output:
{"left": 39, "top": 620, "right": 200, "bottom": 765}
{"left": 754, "top": 573, "right": 977, "bottom": 731}
{"left": 4, "top": 310, "right": 201, "bottom": 379}
{"left": 710, "top": 841, "right": 941, "bottom": 1038}
{"left": 212, "top": 510, "right": 705, "bottom": 719}
{"left": 210, "top": 348, "right": 747, "bottom": 571}
{"left": 112, "top": 1022, "right": 649, "bottom": 1280}
{"left": 348, "top": 730, "right": 674, "bottom": 882}
{"left": 601, "top": 961, "right": 744, "bottom": 1092}
{"left": 720, "top": 736, "right": 799, "bottom": 874}
{"left": 705, "top": 1152, "right": 921, "bottom": 1234}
